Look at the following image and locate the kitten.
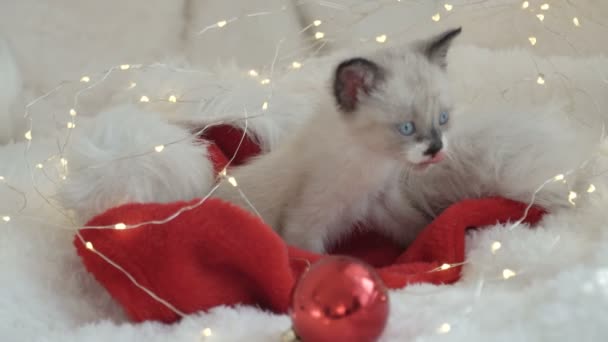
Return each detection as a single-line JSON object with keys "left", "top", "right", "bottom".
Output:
{"left": 211, "top": 28, "right": 462, "bottom": 253}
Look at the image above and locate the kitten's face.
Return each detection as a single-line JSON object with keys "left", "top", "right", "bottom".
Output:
{"left": 333, "top": 28, "right": 460, "bottom": 170}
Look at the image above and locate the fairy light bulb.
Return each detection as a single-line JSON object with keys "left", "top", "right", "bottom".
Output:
{"left": 440, "top": 263, "right": 451, "bottom": 270}
{"left": 260, "top": 78, "right": 271, "bottom": 85}
{"left": 202, "top": 328, "right": 212, "bottom": 337}
{"left": 502, "top": 269, "right": 517, "bottom": 279}
{"left": 154, "top": 145, "right": 165, "bottom": 152}
{"left": 313, "top": 20, "right": 322, "bottom": 26}
{"left": 2, "top": 216, "right": 10, "bottom": 222}
{"left": 314, "top": 32, "right": 325, "bottom": 39}
{"left": 568, "top": 191, "right": 577, "bottom": 205}
{"left": 528, "top": 36, "right": 537, "bottom": 46}
{"left": 248, "top": 69, "right": 259, "bottom": 77}
{"left": 491, "top": 241, "right": 502, "bottom": 254}
{"left": 522, "top": 1, "right": 529, "bottom": 9}
{"left": 537, "top": 14, "right": 545, "bottom": 21}
{"left": 540, "top": 3, "right": 549, "bottom": 10}
{"left": 120, "top": 64, "right": 131, "bottom": 70}
{"left": 24, "top": 130, "right": 32, "bottom": 140}
{"left": 67, "top": 122, "right": 75, "bottom": 129}
{"left": 61, "top": 175, "right": 67, "bottom": 180}
{"left": 114, "top": 223, "right": 127, "bottom": 230}
{"left": 80, "top": 76, "right": 90, "bottom": 83}
{"left": 228, "top": 176, "right": 238, "bottom": 187}
{"left": 217, "top": 20, "right": 227, "bottom": 27}
{"left": 35, "top": 163, "right": 43, "bottom": 169}
{"left": 262, "top": 101, "right": 269, "bottom": 110}
{"left": 140, "top": 95, "right": 150, "bottom": 103}
{"left": 168, "top": 95, "right": 177, "bottom": 103}
{"left": 60, "top": 158, "right": 68, "bottom": 167}
{"left": 554, "top": 174, "right": 565, "bottom": 181}
{"left": 444, "top": 3, "right": 453, "bottom": 11}
{"left": 573, "top": 17, "right": 580, "bottom": 27}
{"left": 128, "top": 82, "right": 137, "bottom": 89}
{"left": 85, "top": 241, "right": 94, "bottom": 250}
{"left": 431, "top": 13, "right": 441, "bottom": 22}
{"left": 537, "top": 74, "right": 545, "bottom": 85}
{"left": 587, "top": 184, "right": 596, "bottom": 193}
{"left": 437, "top": 323, "right": 451, "bottom": 334}
{"left": 291, "top": 61, "right": 302, "bottom": 69}
{"left": 69, "top": 108, "right": 77, "bottom": 116}
{"left": 0, "top": 176, "right": 4, "bottom": 181}
{"left": 375, "top": 34, "right": 387, "bottom": 43}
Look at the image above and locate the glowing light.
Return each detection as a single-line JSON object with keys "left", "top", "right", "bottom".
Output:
{"left": 168, "top": 95, "right": 177, "bottom": 103}
{"left": 69, "top": 108, "right": 77, "bottom": 116}
{"left": 154, "top": 145, "right": 165, "bottom": 152}
{"left": 217, "top": 20, "right": 227, "bottom": 28}
{"left": 502, "top": 269, "right": 517, "bottom": 279}
{"left": 80, "top": 76, "right": 90, "bottom": 83}
{"left": 60, "top": 158, "right": 68, "bottom": 167}
{"left": 537, "top": 75, "right": 545, "bottom": 85}
{"left": 115, "top": 223, "right": 127, "bottom": 230}
{"left": 128, "top": 82, "right": 137, "bottom": 89}
{"left": 228, "top": 176, "right": 238, "bottom": 187}
{"left": 437, "top": 323, "right": 451, "bottom": 334}
{"left": 568, "top": 191, "right": 577, "bottom": 205}
{"left": 375, "top": 34, "right": 387, "bottom": 43}
{"left": 537, "top": 14, "right": 545, "bottom": 21}
{"left": 431, "top": 13, "right": 441, "bottom": 22}
{"left": 313, "top": 20, "right": 322, "bottom": 26}
{"left": 440, "top": 263, "right": 451, "bottom": 270}
{"left": 140, "top": 95, "right": 150, "bottom": 103}
{"left": 24, "top": 130, "right": 32, "bottom": 140}
{"left": 120, "top": 64, "right": 131, "bottom": 70}
{"left": 291, "top": 61, "right": 302, "bottom": 69}
{"left": 444, "top": 4, "right": 453, "bottom": 11}
{"left": 315, "top": 32, "right": 325, "bottom": 39}
{"left": 35, "top": 163, "right": 43, "bottom": 169}
{"left": 522, "top": 1, "right": 529, "bottom": 9}
{"left": 554, "top": 174, "right": 565, "bottom": 181}
{"left": 491, "top": 241, "right": 502, "bottom": 254}
{"left": 262, "top": 101, "right": 269, "bottom": 110}
{"left": 0, "top": 176, "right": 4, "bottom": 181}
{"left": 528, "top": 36, "right": 537, "bottom": 46}
{"left": 540, "top": 3, "right": 549, "bottom": 10}
{"left": 67, "top": 122, "right": 76, "bottom": 129}
{"left": 85, "top": 241, "right": 94, "bottom": 250}
{"left": 248, "top": 69, "right": 259, "bottom": 77}
{"left": 573, "top": 17, "right": 580, "bottom": 27}
{"left": 260, "top": 78, "right": 271, "bottom": 85}
{"left": 587, "top": 184, "right": 596, "bottom": 193}
{"left": 220, "top": 168, "right": 227, "bottom": 177}
{"left": 202, "top": 328, "right": 212, "bottom": 337}
{"left": 61, "top": 175, "right": 67, "bottom": 180}
{"left": 2, "top": 216, "right": 10, "bottom": 222}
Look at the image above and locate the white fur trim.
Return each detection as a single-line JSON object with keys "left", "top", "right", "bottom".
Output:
{"left": 57, "top": 105, "right": 214, "bottom": 223}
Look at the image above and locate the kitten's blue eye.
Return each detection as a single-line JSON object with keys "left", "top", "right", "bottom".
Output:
{"left": 397, "top": 121, "right": 416, "bottom": 136}
{"left": 439, "top": 111, "right": 449, "bottom": 125}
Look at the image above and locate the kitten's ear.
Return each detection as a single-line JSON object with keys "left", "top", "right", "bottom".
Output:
{"left": 333, "top": 58, "right": 384, "bottom": 112}
{"left": 420, "top": 27, "right": 462, "bottom": 69}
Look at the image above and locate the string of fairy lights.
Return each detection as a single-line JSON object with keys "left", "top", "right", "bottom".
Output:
{"left": 1, "top": 1, "right": 607, "bottom": 339}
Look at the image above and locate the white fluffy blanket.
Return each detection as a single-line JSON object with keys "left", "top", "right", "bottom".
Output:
{"left": 2, "top": 1, "right": 608, "bottom": 341}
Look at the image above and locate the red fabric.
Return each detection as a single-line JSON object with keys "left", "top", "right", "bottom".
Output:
{"left": 74, "top": 126, "right": 546, "bottom": 324}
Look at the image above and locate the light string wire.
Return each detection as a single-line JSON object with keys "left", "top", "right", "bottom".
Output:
{"left": 1, "top": 0, "right": 607, "bottom": 333}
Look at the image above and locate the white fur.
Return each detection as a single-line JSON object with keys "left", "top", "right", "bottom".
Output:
{"left": 58, "top": 105, "right": 214, "bottom": 224}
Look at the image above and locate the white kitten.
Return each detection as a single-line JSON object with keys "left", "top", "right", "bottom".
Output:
{"left": 212, "top": 28, "right": 463, "bottom": 252}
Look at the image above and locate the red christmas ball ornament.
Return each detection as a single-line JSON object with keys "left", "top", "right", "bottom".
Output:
{"left": 289, "top": 256, "right": 389, "bottom": 342}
